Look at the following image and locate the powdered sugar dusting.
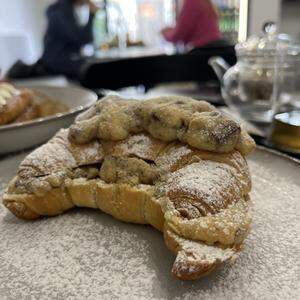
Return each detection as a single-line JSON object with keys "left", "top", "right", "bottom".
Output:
{"left": 169, "top": 229, "right": 235, "bottom": 269}
{"left": 0, "top": 210, "right": 158, "bottom": 299}
{"left": 118, "top": 134, "right": 154, "bottom": 159}
{"left": 172, "top": 240, "right": 235, "bottom": 279}
{"left": 156, "top": 145, "right": 193, "bottom": 171}
{"left": 0, "top": 148, "right": 299, "bottom": 299}
{"left": 181, "top": 239, "right": 234, "bottom": 263}
{"left": 166, "top": 161, "right": 241, "bottom": 210}
{"left": 18, "top": 130, "right": 77, "bottom": 178}
{"left": 67, "top": 139, "right": 103, "bottom": 166}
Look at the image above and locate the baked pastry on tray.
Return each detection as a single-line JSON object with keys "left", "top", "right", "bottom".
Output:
{"left": 0, "top": 83, "right": 68, "bottom": 125}
{"left": 2, "top": 96, "right": 255, "bottom": 280}
{"left": 0, "top": 83, "right": 33, "bottom": 125}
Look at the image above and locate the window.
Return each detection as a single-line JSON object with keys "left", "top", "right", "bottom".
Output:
{"left": 93, "top": 0, "right": 242, "bottom": 46}
{"left": 94, "top": 0, "right": 175, "bottom": 46}
{"left": 213, "top": 0, "right": 240, "bottom": 43}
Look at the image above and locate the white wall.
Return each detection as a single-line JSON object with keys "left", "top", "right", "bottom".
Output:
{"left": 0, "top": 0, "right": 53, "bottom": 75}
{"left": 248, "top": 0, "right": 282, "bottom": 36}
{"left": 281, "top": 0, "right": 300, "bottom": 41}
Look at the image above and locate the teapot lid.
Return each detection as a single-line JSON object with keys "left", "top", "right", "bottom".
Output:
{"left": 236, "top": 22, "right": 300, "bottom": 59}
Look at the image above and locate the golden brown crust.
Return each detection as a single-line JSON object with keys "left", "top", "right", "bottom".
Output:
{"left": 32, "top": 90, "right": 68, "bottom": 118}
{"left": 163, "top": 196, "right": 252, "bottom": 246}
{"left": 14, "top": 102, "right": 40, "bottom": 122}
{"left": 2, "top": 195, "right": 40, "bottom": 220}
{"left": 2, "top": 96, "right": 255, "bottom": 281}
{"left": 0, "top": 85, "right": 32, "bottom": 125}
{"left": 0, "top": 83, "right": 68, "bottom": 126}
{"left": 165, "top": 161, "right": 247, "bottom": 216}
{"left": 164, "top": 229, "right": 237, "bottom": 280}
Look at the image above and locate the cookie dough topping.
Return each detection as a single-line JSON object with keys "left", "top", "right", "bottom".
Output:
{"left": 69, "top": 96, "right": 255, "bottom": 155}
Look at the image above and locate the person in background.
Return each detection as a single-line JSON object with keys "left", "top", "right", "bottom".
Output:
{"left": 161, "top": 0, "right": 225, "bottom": 51}
{"left": 7, "top": 0, "right": 98, "bottom": 79}
{"left": 41, "top": 0, "right": 98, "bottom": 78}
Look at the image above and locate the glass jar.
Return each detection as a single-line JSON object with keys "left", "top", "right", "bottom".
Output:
{"left": 268, "top": 44, "right": 300, "bottom": 153}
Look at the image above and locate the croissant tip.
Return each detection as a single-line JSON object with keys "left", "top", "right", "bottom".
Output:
{"left": 172, "top": 256, "right": 217, "bottom": 280}
{"left": 3, "top": 199, "right": 39, "bottom": 220}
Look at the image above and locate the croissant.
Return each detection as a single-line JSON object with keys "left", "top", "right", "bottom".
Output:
{"left": 0, "top": 83, "right": 33, "bottom": 125}
{"left": 0, "top": 83, "right": 69, "bottom": 125}
{"left": 2, "top": 96, "right": 255, "bottom": 280}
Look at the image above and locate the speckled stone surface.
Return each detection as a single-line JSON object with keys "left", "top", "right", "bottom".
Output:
{"left": 0, "top": 147, "right": 299, "bottom": 300}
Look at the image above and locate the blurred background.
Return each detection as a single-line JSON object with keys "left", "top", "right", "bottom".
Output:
{"left": 1, "top": 0, "right": 300, "bottom": 156}
{"left": 0, "top": 0, "right": 294, "bottom": 76}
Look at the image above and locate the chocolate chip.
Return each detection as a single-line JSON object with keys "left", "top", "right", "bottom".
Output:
{"left": 151, "top": 113, "right": 160, "bottom": 122}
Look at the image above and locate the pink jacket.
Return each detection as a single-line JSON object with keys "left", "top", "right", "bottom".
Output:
{"left": 163, "top": 0, "right": 222, "bottom": 48}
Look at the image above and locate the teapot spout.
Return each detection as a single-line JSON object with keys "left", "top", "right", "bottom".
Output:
{"left": 208, "top": 56, "right": 230, "bottom": 83}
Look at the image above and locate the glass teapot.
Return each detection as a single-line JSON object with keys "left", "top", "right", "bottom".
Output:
{"left": 209, "top": 23, "right": 300, "bottom": 123}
